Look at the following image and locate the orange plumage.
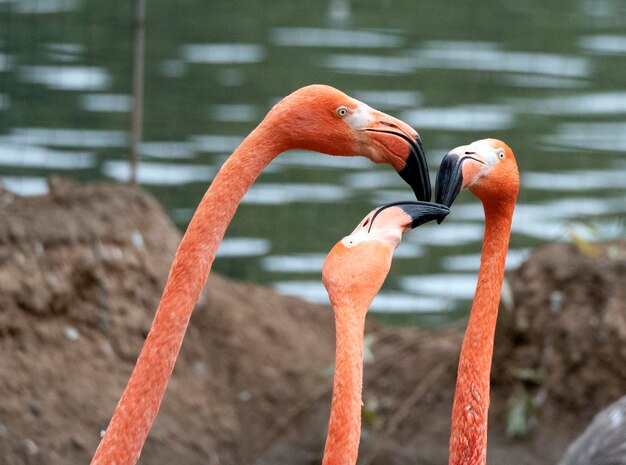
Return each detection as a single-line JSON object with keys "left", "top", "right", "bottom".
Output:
{"left": 436, "top": 138, "right": 519, "bottom": 465}
{"left": 90, "top": 85, "right": 430, "bottom": 465}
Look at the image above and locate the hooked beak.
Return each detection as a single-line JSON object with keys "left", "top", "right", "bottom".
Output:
{"left": 435, "top": 152, "right": 465, "bottom": 210}
{"left": 371, "top": 200, "right": 449, "bottom": 230}
{"left": 435, "top": 151, "right": 485, "bottom": 216}
{"left": 364, "top": 129, "right": 431, "bottom": 201}
{"left": 398, "top": 135, "right": 431, "bottom": 202}
{"left": 363, "top": 117, "right": 431, "bottom": 202}
{"left": 435, "top": 149, "right": 485, "bottom": 213}
{"left": 399, "top": 201, "right": 450, "bottom": 228}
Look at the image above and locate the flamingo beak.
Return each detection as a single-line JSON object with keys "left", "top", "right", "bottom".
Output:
{"left": 368, "top": 109, "right": 431, "bottom": 202}
{"left": 397, "top": 136, "right": 431, "bottom": 202}
{"left": 435, "top": 152, "right": 465, "bottom": 211}
{"left": 399, "top": 201, "right": 450, "bottom": 229}
{"left": 435, "top": 150, "right": 488, "bottom": 217}
{"left": 363, "top": 119, "right": 431, "bottom": 201}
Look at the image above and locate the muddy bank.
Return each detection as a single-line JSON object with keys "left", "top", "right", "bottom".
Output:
{"left": 494, "top": 240, "right": 626, "bottom": 429}
{"left": 0, "top": 179, "right": 623, "bottom": 465}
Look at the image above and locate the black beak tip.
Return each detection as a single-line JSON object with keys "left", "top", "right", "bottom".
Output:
{"left": 398, "top": 135, "right": 431, "bottom": 202}
{"left": 434, "top": 205, "right": 450, "bottom": 224}
{"left": 434, "top": 152, "right": 464, "bottom": 209}
{"left": 435, "top": 205, "right": 451, "bottom": 224}
{"left": 399, "top": 202, "right": 450, "bottom": 229}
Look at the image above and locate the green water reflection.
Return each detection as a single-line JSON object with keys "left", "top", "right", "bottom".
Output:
{"left": 1, "top": 0, "right": 625, "bottom": 325}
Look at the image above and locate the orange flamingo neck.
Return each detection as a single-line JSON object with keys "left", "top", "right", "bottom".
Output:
{"left": 91, "top": 124, "right": 284, "bottom": 465}
{"left": 322, "top": 305, "right": 366, "bottom": 465}
{"left": 449, "top": 201, "right": 515, "bottom": 465}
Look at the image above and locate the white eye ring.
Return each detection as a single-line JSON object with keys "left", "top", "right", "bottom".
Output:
{"left": 336, "top": 106, "right": 349, "bottom": 118}
{"left": 498, "top": 151, "right": 506, "bottom": 160}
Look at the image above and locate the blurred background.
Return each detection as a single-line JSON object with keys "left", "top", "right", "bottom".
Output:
{"left": 1, "top": 0, "right": 625, "bottom": 327}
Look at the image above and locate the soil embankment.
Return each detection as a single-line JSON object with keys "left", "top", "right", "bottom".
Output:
{"left": 0, "top": 179, "right": 623, "bottom": 465}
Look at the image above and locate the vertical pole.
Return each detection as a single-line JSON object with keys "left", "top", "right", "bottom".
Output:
{"left": 130, "top": 0, "right": 145, "bottom": 184}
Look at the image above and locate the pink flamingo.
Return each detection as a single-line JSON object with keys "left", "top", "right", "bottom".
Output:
{"left": 321, "top": 200, "right": 449, "bottom": 465}
{"left": 91, "top": 84, "right": 431, "bottom": 465}
{"left": 435, "top": 138, "right": 520, "bottom": 465}
{"left": 436, "top": 139, "right": 626, "bottom": 465}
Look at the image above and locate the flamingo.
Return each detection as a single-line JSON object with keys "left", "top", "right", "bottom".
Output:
{"left": 435, "top": 140, "right": 626, "bottom": 465}
{"left": 91, "top": 84, "right": 432, "bottom": 465}
{"left": 321, "top": 200, "right": 449, "bottom": 465}
{"left": 435, "top": 138, "right": 520, "bottom": 465}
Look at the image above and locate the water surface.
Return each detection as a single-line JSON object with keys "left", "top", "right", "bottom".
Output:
{"left": 1, "top": 0, "right": 624, "bottom": 326}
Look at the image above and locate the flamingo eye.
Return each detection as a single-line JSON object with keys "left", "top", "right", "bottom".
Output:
{"left": 336, "top": 106, "right": 349, "bottom": 118}
{"left": 497, "top": 150, "right": 506, "bottom": 160}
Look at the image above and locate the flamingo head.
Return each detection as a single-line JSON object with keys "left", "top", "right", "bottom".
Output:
{"left": 322, "top": 201, "right": 449, "bottom": 312}
{"left": 267, "top": 85, "right": 431, "bottom": 201}
{"left": 435, "top": 138, "right": 520, "bottom": 213}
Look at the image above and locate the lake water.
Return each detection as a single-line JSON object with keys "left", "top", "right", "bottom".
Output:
{"left": 1, "top": 0, "right": 625, "bottom": 326}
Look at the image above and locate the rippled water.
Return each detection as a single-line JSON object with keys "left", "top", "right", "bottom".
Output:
{"left": 1, "top": 0, "right": 625, "bottom": 326}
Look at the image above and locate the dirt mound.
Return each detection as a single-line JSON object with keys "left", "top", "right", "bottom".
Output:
{"left": 0, "top": 178, "right": 623, "bottom": 465}
{"left": 0, "top": 179, "right": 338, "bottom": 465}
{"left": 494, "top": 242, "right": 626, "bottom": 421}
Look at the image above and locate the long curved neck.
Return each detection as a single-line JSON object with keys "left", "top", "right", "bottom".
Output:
{"left": 449, "top": 201, "right": 515, "bottom": 465}
{"left": 91, "top": 123, "right": 284, "bottom": 465}
{"left": 322, "top": 307, "right": 366, "bottom": 465}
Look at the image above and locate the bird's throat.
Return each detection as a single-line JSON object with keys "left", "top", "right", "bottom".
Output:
{"left": 90, "top": 124, "right": 285, "bottom": 465}
{"left": 449, "top": 203, "right": 514, "bottom": 465}
{"left": 323, "top": 308, "right": 366, "bottom": 465}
